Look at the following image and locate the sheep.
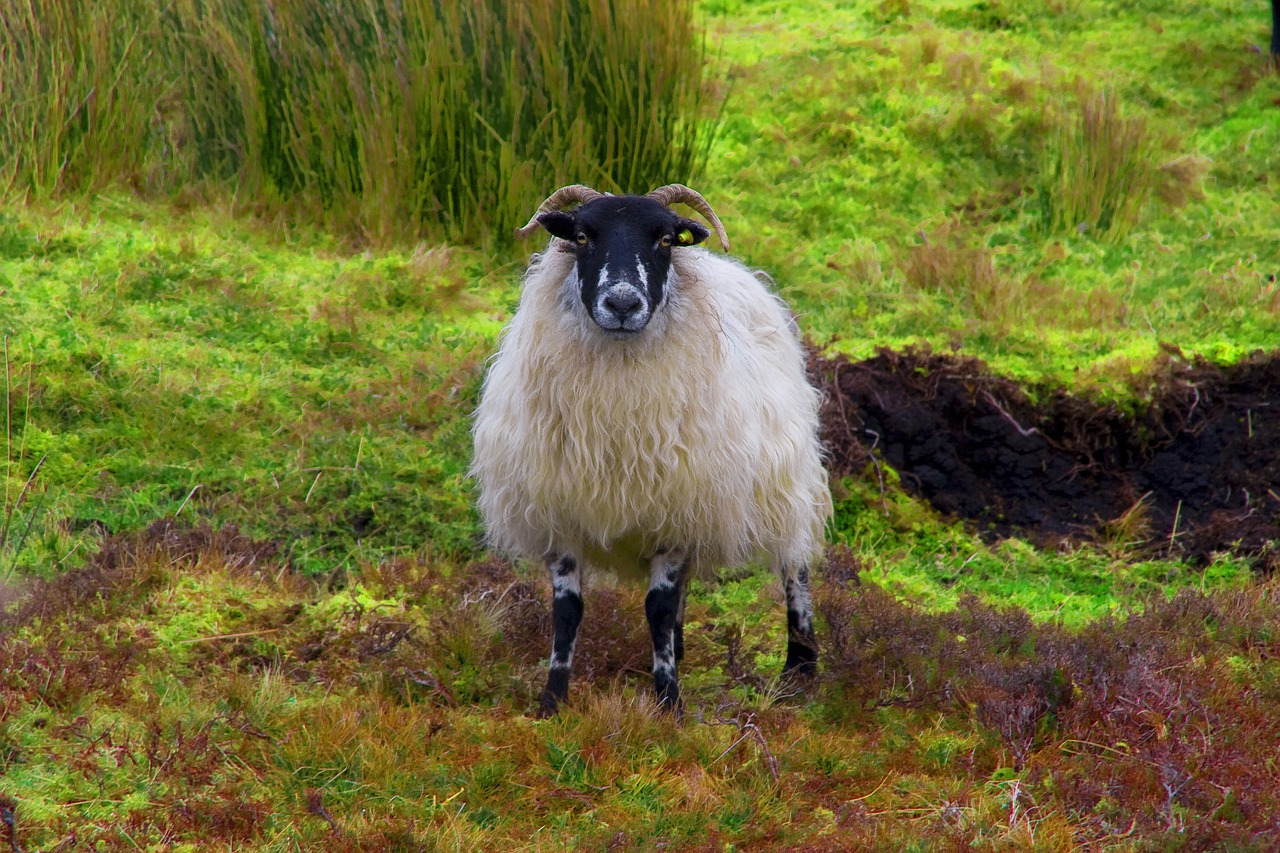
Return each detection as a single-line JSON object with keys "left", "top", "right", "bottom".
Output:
{"left": 471, "top": 184, "right": 832, "bottom": 716}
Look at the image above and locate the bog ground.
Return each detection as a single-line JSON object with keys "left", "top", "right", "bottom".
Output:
{"left": 814, "top": 348, "right": 1280, "bottom": 569}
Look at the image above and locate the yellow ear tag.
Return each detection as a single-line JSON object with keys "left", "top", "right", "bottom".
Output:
{"left": 677, "top": 229, "right": 694, "bottom": 245}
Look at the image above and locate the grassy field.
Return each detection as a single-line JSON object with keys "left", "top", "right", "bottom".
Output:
{"left": 3, "top": 0, "right": 1280, "bottom": 849}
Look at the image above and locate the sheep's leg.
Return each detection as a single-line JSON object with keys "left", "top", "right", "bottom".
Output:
{"left": 674, "top": 582, "right": 689, "bottom": 664}
{"left": 538, "top": 553, "right": 583, "bottom": 717}
{"left": 646, "top": 550, "right": 689, "bottom": 714}
{"left": 1272, "top": 0, "right": 1279, "bottom": 59}
{"left": 782, "top": 564, "right": 818, "bottom": 676}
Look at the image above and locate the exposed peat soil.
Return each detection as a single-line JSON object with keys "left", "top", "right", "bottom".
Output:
{"left": 811, "top": 347, "right": 1280, "bottom": 570}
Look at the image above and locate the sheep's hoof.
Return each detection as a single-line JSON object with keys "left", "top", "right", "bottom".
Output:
{"left": 536, "top": 690, "right": 563, "bottom": 718}
{"left": 782, "top": 639, "right": 818, "bottom": 679}
{"left": 654, "top": 682, "right": 683, "bottom": 720}
{"left": 538, "top": 675, "right": 570, "bottom": 717}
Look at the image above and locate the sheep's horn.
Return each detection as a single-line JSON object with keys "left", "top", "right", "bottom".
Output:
{"left": 646, "top": 184, "right": 730, "bottom": 251}
{"left": 515, "top": 185, "right": 608, "bottom": 239}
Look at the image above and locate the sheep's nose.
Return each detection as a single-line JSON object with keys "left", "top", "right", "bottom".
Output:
{"left": 603, "top": 290, "right": 642, "bottom": 318}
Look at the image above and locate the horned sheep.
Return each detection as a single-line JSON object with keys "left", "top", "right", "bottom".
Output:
{"left": 470, "top": 184, "right": 832, "bottom": 715}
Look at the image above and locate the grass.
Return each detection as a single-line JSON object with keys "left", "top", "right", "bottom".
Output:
{"left": 1, "top": 0, "right": 1279, "bottom": 848}
{"left": 698, "top": 0, "right": 1280, "bottom": 389}
{"left": 1037, "top": 88, "right": 1164, "bottom": 241}
{"left": 0, "top": 534, "right": 1274, "bottom": 850}
{"left": 2, "top": 200, "right": 501, "bottom": 574}
{"left": 0, "top": 0, "right": 718, "bottom": 244}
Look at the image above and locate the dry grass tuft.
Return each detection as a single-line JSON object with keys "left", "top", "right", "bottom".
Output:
{"left": 902, "top": 239, "right": 999, "bottom": 296}
{"left": 900, "top": 235, "right": 1026, "bottom": 328}
{"left": 1093, "top": 490, "right": 1155, "bottom": 557}
{"left": 1155, "top": 154, "right": 1210, "bottom": 208}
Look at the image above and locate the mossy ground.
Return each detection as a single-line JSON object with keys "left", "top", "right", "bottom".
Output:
{"left": 2, "top": 0, "right": 1279, "bottom": 849}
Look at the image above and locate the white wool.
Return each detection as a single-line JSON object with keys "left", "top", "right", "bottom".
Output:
{"left": 471, "top": 244, "right": 832, "bottom": 581}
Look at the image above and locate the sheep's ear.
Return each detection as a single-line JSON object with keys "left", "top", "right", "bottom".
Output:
{"left": 536, "top": 211, "right": 577, "bottom": 240}
{"left": 674, "top": 218, "right": 710, "bottom": 247}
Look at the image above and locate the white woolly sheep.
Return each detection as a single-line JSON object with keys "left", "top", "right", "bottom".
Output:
{"left": 471, "top": 184, "right": 832, "bottom": 715}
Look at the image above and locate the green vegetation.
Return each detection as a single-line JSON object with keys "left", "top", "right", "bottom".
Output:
{"left": 2, "top": 0, "right": 1279, "bottom": 849}
{"left": 2, "top": 201, "right": 499, "bottom": 574}
{"left": 1, "top": 0, "right": 715, "bottom": 242}
{"left": 700, "top": 0, "right": 1280, "bottom": 390}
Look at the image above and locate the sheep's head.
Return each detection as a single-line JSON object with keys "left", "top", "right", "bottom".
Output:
{"left": 517, "top": 184, "right": 729, "bottom": 337}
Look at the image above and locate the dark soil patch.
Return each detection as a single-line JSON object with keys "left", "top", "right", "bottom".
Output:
{"left": 811, "top": 347, "right": 1280, "bottom": 569}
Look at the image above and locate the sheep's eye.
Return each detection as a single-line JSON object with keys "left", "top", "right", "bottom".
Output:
{"left": 575, "top": 232, "right": 588, "bottom": 245}
{"left": 659, "top": 234, "right": 673, "bottom": 247}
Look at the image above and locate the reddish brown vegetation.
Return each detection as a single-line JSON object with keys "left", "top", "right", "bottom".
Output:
{"left": 484, "top": 558, "right": 655, "bottom": 687}
{"left": 6, "top": 511, "right": 1280, "bottom": 848}
{"left": 816, "top": 551, "right": 1280, "bottom": 847}
{"left": 812, "top": 347, "right": 1280, "bottom": 569}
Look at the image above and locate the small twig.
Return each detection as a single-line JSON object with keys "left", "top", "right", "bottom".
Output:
{"left": 1168, "top": 500, "right": 1182, "bottom": 551}
{"left": 233, "top": 720, "right": 275, "bottom": 741}
{"left": 0, "top": 453, "right": 46, "bottom": 552}
{"left": 55, "top": 541, "right": 83, "bottom": 568}
{"left": 175, "top": 483, "right": 203, "bottom": 517}
{"left": 177, "top": 629, "right": 280, "bottom": 645}
{"left": 3, "top": 336, "right": 10, "bottom": 526}
{"left": 305, "top": 470, "right": 323, "bottom": 503}
{"left": 9, "top": 485, "right": 48, "bottom": 572}
{"left": 305, "top": 789, "right": 340, "bottom": 836}
{"left": 848, "top": 773, "right": 892, "bottom": 803}
{"left": 981, "top": 392, "right": 1039, "bottom": 439}
{"left": 404, "top": 668, "right": 456, "bottom": 705}
{"left": 1005, "top": 777, "right": 1022, "bottom": 828}
{"left": 707, "top": 709, "right": 780, "bottom": 784}
{"left": 862, "top": 429, "right": 890, "bottom": 516}
{"left": 1058, "top": 738, "right": 1133, "bottom": 759}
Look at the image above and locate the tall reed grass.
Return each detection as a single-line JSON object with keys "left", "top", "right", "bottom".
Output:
{"left": 0, "top": 0, "right": 719, "bottom": 244}
{"left": 1037, "top": 89, "right": 1159, "bottom": 242}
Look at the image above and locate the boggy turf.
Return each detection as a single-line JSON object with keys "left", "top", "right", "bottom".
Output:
{"left": 812, "top": 347, "right": 1280, "bottom": 570}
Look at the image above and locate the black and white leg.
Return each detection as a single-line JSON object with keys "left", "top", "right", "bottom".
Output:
{"left": 782, "top": 564, "right": 818, "bottom": 676}
{"left": 673, "top": 581, "right": 689, "bottom": 664}
{"left": 646, "top": 550, "right": 690, "bottom": 713}
{"left": 538, "top": 553, "right": 583, "bottom": 717}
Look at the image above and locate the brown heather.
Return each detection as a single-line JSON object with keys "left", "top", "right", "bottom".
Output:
{"left": 1, "top": 524, "right": 1277, "bottom": 848}
{"left": 816, "top": 557, "right": 1280, "bottom": 848}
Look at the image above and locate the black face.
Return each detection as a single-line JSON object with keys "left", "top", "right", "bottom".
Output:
{"left": 536, "top": 196, "right": 710, "bottom": 336}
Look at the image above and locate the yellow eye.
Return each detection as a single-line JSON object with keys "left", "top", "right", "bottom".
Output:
{"left": 659, "top": 234, "right": 673, "bottom": 247}
{"left": 576, "top": 232, "right": 588, "bottom": 245}
{"left": 677, "top": 229, "right": 694, "bottom": 245}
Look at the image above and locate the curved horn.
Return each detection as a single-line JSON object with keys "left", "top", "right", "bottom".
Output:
{"left": 514, "top": 184, "right": 608, "bottom": 239}
{"left": 646, "top": 184, "right": 730, "bottom": 251}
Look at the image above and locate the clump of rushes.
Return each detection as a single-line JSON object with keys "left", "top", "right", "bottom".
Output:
{"left": 1037, "top": 88, "right": 1161, "bottom": 241}
{"left": 0, "top": 0, "right": 720, "bottom": 245}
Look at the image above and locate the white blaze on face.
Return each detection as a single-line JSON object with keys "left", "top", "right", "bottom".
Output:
{"left": 591, "top": 253, "right": 653, "bottom": 333}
